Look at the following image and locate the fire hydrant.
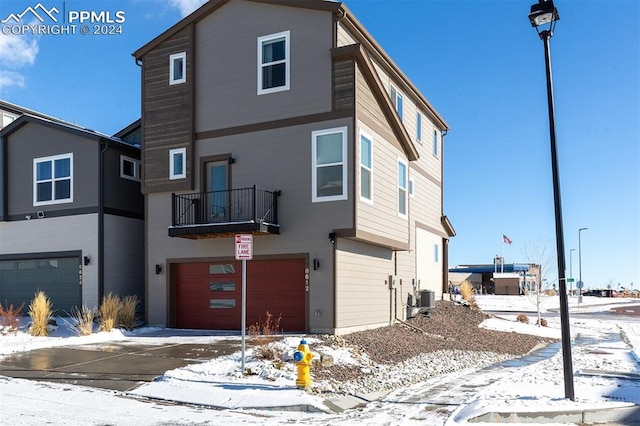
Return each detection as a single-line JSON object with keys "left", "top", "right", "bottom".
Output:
{"left": 293, "top": 339, "right": 314, "bottom": 389}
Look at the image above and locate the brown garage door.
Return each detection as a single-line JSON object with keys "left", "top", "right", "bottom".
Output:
{"left": 175, "top": 259, "right": 305, "bottom": 332}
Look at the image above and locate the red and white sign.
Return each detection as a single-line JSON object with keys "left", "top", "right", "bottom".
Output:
{"left": 235, "top": 234, "right": 253, "bottom": 260}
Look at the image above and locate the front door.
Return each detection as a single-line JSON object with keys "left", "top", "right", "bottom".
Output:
{"left": 206, "top": 161, "right": 228, "bottom": 222}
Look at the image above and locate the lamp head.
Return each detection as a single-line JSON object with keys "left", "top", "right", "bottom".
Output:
{"left": 529, "top": 0, "right": 559, "bottom": 37}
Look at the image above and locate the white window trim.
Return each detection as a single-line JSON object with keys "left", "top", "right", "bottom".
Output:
{"left": 257, "top": 30, "right": 290, "bottom": 95}
{"left": 120, "top": 155, "right": 141, "bottom": 181}
{"left": 312, "top": 126, "right": 348, "bottom": 203}
{"left": 433, "top": 129, "right": 439, "bottom": 158}
{"left": 416, "top": 112, "right": 422, "bottom": 143}
{"left": 397, "top": 157, "right": 408, "bottom": 218}
{"left": 33, "top": 153, "right": 73, "bottom": 206}
{"left": 169, "top": 52, "right": 186, "bottom": 85}
{"left": 359, "top": 130, "right": 373, "bottom": 204}
{"left": 169, "top": 148, "right": 187, "bottom": 180}
{"left": 391, "top": 85, "right": 403, "bottom": 120}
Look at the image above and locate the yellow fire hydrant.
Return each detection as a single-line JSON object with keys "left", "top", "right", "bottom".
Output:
{"left": 293, "top": 339, "right": 314, "bottom": 389}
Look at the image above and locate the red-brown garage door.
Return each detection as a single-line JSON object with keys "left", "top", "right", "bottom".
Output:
{"left": 175, "top": 259, "right": 305, "bottom": 332}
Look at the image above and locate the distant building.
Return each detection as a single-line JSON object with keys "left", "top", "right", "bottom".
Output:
{"left": 449, "top": 262, "right": 541, "bottom": 295}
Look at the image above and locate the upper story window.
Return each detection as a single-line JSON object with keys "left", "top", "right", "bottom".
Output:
{"left": 359, "top": 132, "right": 373, "bottom": 203}
{"left": 120, "top": 155, "right": 141, "bottom": 181}
{"left": 312, "top": 127, "right": 347, "bottom": 202}
{"left": 433, "top": 129, "right": 439, "bottom": 157}
{"left": 258, "top": 30, "right": 290, "bottom": 95}
{"left": 397, "top": 158, "right": 408, "bottom": 217}
{"left": 390, "top": 86, "right": 403, "bottom": 120}
{"left": 169, "top": 148, "right": 186, "bottom": 180}
{"left": 409, "top": 177, "right": 414, "bottom": 198}
{"left": 34, "top": 153, "right": 73, "bottom": 206}
{"left": 416, "top": 112, "right": 422, "bottom": 142}
{"left": 169, "top": 52, "right": 186, "bottom": 85}
{"left": 434, "top": 243, "right": 439, "bottom": 263}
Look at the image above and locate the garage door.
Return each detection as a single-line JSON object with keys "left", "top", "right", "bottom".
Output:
{"left": 0, "top": 256, "right": 81, "bottom": 314}
{"left": 175, "top": 259, "right": 305, "bottom": 332}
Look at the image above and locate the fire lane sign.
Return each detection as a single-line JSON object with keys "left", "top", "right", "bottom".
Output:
{"left": 235, "top": 234, "right": 253, "bottom": 260}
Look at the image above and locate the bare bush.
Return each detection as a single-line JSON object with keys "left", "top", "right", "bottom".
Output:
{"left": 537, "top": 317, "right": 548, "bottom": 327}
{"left": 28, "top": 291, "right": 53, "bottom": 337}
{"left": 99, "top": 293, "right": 120, "bottom": 332}
{"left": 119, "top": 295, "right": 139, "bottom": 331}
{"left": 0, "top": 302, "right": 24, "bottom": 335}
{"left": 516, "top": 314, "right": 529, "bottom": 324}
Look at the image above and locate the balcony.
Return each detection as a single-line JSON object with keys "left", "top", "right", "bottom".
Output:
{"left": 169, "top": 186, "right": 281, "bottom": 239}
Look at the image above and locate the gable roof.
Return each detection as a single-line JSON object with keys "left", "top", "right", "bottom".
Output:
{"left": 0, "top": 114, "right": 136, "bottom": 150}
{"left": 132, "top": 0, "right": 448, "bottom": 131}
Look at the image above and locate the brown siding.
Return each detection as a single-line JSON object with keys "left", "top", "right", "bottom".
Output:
{"left": 333, "top": 59, "right": 355, "bottom": 112}
{"left": 141, "top": 25, "right": 194, "bottom": 194}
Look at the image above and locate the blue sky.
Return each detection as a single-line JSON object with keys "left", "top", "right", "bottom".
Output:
{"left": 1, "top": 0, "right": 638, "bottom": 290}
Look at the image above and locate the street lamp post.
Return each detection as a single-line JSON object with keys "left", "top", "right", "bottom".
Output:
{"left": 569, "top": 248, "right": 576, "bottom": 295}
{"left": 528, "top": 0, "right": 574, "bottom": 401}
{"left": 579, "top": 227, "right": 588, "bottom": 302}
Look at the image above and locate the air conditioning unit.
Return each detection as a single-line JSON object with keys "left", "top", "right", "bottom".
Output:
{"left": 418, "top": 290, "right": 435, "bottom": 310}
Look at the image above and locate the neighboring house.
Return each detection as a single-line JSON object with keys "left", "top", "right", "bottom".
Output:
{"left": 133, "top": 0, "right": 454, "bottom": 334}
{"left": 0, "top": 100, "right": 144, "bottom": 314}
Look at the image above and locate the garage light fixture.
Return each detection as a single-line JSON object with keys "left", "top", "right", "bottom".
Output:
{"left": 155, "top": 264, "right": 162, "bottom": 274}
{"left": 83, "top": 256, "right": 90, "bottom": 266}
{"left": 328, "top": 232, "right": 336, "bottom": 244}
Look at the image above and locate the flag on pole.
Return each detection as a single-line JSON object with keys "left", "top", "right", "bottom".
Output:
{"left": 503, "top": 234, "right": 513, "bottom": 246}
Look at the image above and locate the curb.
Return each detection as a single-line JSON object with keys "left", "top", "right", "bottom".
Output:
{"left": 468, "top": 406, "right": 640, "bottom": 424}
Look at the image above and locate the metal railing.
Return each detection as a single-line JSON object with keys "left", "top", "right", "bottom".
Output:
{"left": 172, "top": 186, "right": 279, "bottom": 228}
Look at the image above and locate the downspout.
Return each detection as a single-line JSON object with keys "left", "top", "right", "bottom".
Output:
{"left": 441, "top": 129, "right": 448, "bottom": 297}
{"left": 99, "top": 138, "right": 109, "bottom": 302}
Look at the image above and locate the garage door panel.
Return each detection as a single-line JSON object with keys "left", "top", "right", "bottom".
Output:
{"left": 176, "top": 259, "right": 305, "bottom": 331}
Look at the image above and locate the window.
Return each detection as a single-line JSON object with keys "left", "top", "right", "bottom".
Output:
{"left": 397, "top": 158, "right": 408, "bottom": 217}
{"left": 258, "top": 30, "right": 290, "bottom": 94}
{"left": 433, "top": 129, "right": 439, "bottom": 157}
{"left": 169, "top": 52, "right": 186, "bottom": 85}
{"left": 434, "top": 243, "right": 439, "bottom": 263}
{"left": 34, "top": 153, "right": 73, "bottom": 205}
{"left": 120, "top": 155, "right": 141, "bottom": 181}
{"left": 169, "top": 148, "right": 186, "bottom": 180}
{"left": 416, "top": 112, "right": 422, "bottom": 142}
{"left": 359, "top": 132, "right": 373, "bottom": 202}
{"left": 312, "top": 127, "right": 347, "bottom": 202}
{"left": 409, "top": 177, "right": 414, "bottom": 198}
{"left": 390, "top": 86, "right": 403, "bottom": 120}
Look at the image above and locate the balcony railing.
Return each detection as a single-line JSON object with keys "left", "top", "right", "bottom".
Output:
{"left": 170, "top": 186, "right": 280, "bottom": 237}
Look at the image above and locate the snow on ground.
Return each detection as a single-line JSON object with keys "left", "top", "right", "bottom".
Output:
{"left": 1, "top": 295, "right": 639, "bottom": 425}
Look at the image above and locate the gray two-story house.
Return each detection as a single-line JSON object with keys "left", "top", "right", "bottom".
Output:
{"left": 0, "top": 101, "right": 144, "bottom": 314}
{"left": 134, "top": 0, "right": 454, "bottom": 334}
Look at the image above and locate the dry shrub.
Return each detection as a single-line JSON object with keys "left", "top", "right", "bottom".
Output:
{"left": 0, "top": 302, "right": 24, "bottom": 335}
{"left": 253, "top": 341, "right": 286, "bottom": 361}
{"left": 67, "top": 305, "right": 95, "bottom": 336}
{"left": 119, "top": 295, "right": 139, "bottom": 331}
{"left": 516, "top": 313, "right": 529, "bottom": 324}
{"left": 537, "top": 317, "right": 548, "bottom": 327}
{"left": 248, "top": 311, "right": 283, "bottom": 359}
{"left": 28, "top": 291, "right": 53, "bottom": 336}
{"left": 99, "top": 293, "right": 120, "bottom": 332}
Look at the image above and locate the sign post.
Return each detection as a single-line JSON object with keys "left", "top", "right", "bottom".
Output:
{"left": 235, "top": 234, "right": 253, "bottom": 373}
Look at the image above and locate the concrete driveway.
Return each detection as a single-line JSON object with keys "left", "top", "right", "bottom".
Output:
{"left": 0, "top": 332, "right": 243, "bottom": 392}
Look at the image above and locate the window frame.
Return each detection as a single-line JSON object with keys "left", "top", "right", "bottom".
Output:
{"left": 169, "top": 52, "right": 186, "bottom": 85}
{"left": 359, "top": 131, "right": 373, "bottom": 204}
{"left": 433, "top": 129, "right": 439, "bottom": 157}
{"left": 257, "top": 30, "right": 290, "bottom": 95}
{"left": 416, "top": 112, "right": 422, "bottom": 142}
{"left": 120, "top": 155, "right": 141, "bottom": 181}
{"left": 312, "top": 126, "right": 348, "bottom": 203}
{"left": 169, "top": 147, "right": 187, "bottom": 180}
{"left": 409, "top": 177, "right": 415, "bottom": 198}
{"left": 397, "top": 158, "right": 408, "bottom": 218}
{"left": 434, "top": 242, "right": 440, "bottom": 264}
{"left": 33, "top": 153, "right": 73, "bottom": 206}
{"left": 390, "top": 85, "right": 403, "bottom": 121}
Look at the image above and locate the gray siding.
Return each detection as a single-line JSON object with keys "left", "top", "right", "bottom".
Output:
{"left": 194, "top": 1, "right": 333, "bottom": 132}
{"left": 6, "top": 123, "right": 99, "bottom": 217}
{"left": 103, "top": 214, "right": 144, "bottom": 301}
{"left": 141, "top": 25, "right": 194, "bottom": 193}
{"left": 103, "top": 147, "right": 144, "bottom": 215}
{"left": 333, "top": 59, "right": 355, "bottom": 112}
